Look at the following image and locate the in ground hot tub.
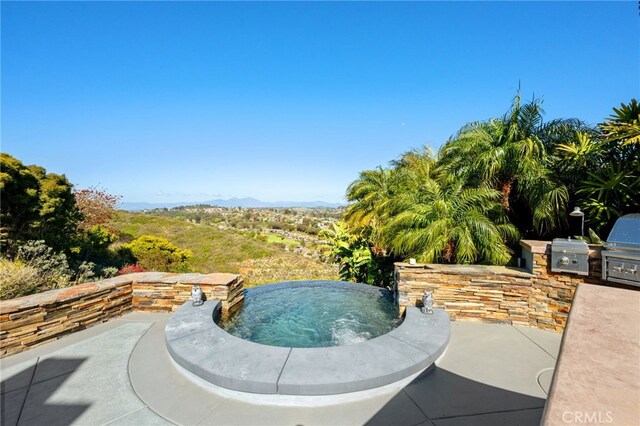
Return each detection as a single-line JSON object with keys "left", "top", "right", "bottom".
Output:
{"left": 219, "top": 281, "right": 401, "bottom": 348}
{"left": 165, "top": 280, "right": 450, "bottom": 397}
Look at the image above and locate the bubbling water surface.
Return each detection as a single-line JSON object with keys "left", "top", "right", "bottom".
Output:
{"left": 217, "top": 282, "right": 400, "bottom": 348}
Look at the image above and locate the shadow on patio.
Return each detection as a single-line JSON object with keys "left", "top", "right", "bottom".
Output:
{"left": 1, "top": 358, "right": 90, "bottom": 426}
{"left": 367, "top": 366, "right": 545, "bottom": 426}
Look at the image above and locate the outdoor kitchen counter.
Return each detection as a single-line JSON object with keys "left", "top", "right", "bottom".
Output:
{"left": 542, "top": 283, "right": 640, "bottom": 425}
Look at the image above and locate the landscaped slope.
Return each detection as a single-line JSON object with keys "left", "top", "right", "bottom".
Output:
{"left": 111, "top": 212, "right": 338, "bottom": 286}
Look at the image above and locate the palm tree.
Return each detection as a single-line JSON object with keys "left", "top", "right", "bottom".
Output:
{"left": 381, "top": 172, "right": 519, "bottom": 265}
{"left": 345, "top": 147, "right": 519, "bottom": 265}
{"left": 551, "top": 101, "right": 640, "bottom": 235}
{"left": 344, "top": 166, "right": 395, "bottom": 253}
{"left": 600, "top": 99, "right": 640, "bottom": 146}
{"left": 439, "top": 93, "right": 574, "bottom": 236}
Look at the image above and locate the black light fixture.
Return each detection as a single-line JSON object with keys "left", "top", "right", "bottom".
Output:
{"left": 569, "top": 207, "right": 585, "bottom": 237}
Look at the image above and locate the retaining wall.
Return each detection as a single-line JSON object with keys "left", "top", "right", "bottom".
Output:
{"left": 395, "top": 240, "right": 606, "bottom": 332}
{"left": 0, "top": 272, "right": 243, "bottom": 357}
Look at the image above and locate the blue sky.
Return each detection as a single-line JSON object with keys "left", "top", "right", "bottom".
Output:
{"left": 2, "top": 1, "right": 638, "bottom": 204}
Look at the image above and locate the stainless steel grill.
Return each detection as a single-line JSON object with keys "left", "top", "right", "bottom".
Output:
{"left": 551, "top": 238, "right": 590, "bottom": 275}
{"left": 602, "top": 214, "right": 640, "bottom": 287}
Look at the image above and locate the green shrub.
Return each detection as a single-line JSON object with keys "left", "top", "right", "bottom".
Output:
{"left": 122, "top": 235, "right": 192, "bottom": 272}
{"left": 100, "top": 266, "right": 119, "bottom": 278}
{"left": 17, "top": 240, "right": 72, "bottom": 282}
{"left": 0, "top": 259, "right": 41, "bottom": 299}
{"left": 0, "top": 240, "right": 73, "bottom": 299}
{"left": 0, "top": 240, "right": 125, "bottom": 300}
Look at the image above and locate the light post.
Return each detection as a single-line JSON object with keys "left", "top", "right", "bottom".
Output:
{"left": 570, "top": 207, "right": 585, "bottom": 237}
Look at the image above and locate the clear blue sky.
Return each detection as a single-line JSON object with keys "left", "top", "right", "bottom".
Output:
{"left": 2, "top": 1, "right": 638, "bottom": 204}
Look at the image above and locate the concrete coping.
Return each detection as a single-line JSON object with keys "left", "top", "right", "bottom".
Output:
{"left": 165, "top": 284, "right": 450, "bottom": 396}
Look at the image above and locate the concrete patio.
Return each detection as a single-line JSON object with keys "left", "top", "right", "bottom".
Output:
{"left": 0, "top": 311, "right": 560, "bottom": 426}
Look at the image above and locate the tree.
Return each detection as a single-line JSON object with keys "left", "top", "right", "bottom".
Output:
{"left": 74, "top": 188, "right": 121, "bottom": 231}
{"left": 0, "top": 153, "right": 79, "bottom": 254}
{"left": 600, "top": 99, "right": 640, "bottom": 146}
{"left": 550, "top": 101, "right": 640, "bottom": 235}
{"left": 0, "top": 154, "right": 41, "bottom": 247}
{"left": 344, "top": 147, "right": 519, "bottom": 265}
{"left": 438, "top": 93, "right": 585, "bottom": 236}
{"left": 383, "top": 176, "right": 519, "bottom": 265}
{"left": 385, "top": 148, "right": 518, "bottom": 264}
{"left": 344, "top": 166, "right": 398, "bottom": 255}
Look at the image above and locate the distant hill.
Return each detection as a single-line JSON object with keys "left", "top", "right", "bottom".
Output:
{"left": 111, "top": 211, "right": 338, "bottom": 286}
{"left": 119, "top": 197, "right": 345, "bottom": 211}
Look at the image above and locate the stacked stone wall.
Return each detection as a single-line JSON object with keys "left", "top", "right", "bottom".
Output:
{"left": 0, "top": 274, "right": 137, "bottom": 357}
{"left": 395, "top": 241, "right": 606, "bottom": 333}
{"left": 132, "top": 272, "right": 244, "bottom": 317}
{"left": 0, "top": 271, "right": 243, "bottom": 357}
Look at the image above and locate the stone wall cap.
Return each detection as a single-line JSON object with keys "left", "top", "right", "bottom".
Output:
{"left": 395, "top": 262, "right": 432, "bottom": 269}
{"left": 520, "top": 240, "right": 551, "bottom": 254}
{"left": 0, "top": 271, "right": 233, "bottom": 314}
{"left": 395, "top": 263, "right": 532, "bottom": 278}
{"left": 1, "top": 275, "right": 137, "bottom": 315}
{"left": 132, "top": 272, "right": 239, "bottom": 285}
{"left": 158, "top": 273, "right": 205, "bottom": 284}
{"left": 184, "top": 273, "right": 241, "bottom": 286}
{"left": 134, "top": 272, "right": 177, "bottom": 283}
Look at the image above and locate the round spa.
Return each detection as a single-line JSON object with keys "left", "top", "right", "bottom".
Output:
{"left": 165, "top": 280, "right": 450, "bottom": 397}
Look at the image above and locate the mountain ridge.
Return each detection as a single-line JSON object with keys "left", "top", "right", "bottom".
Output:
{"left": 119, "top": 197, "right": 345, "bottom": 211}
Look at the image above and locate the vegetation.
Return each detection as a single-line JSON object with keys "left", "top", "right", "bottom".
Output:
{"left": 319, "top": 222, "right": 395, "bottom": 286}
{"left": 0, "top": 155, "right": 199, "bottom": 298}
{"left": 600, "top": 99, "right": 640, "bottom": 146}
{"left": 122, "top": 235, "right": 192, "bottom": 273}
{"left": 1, "top": 153, "right": 79, "bottom": 255}
{"left": 333, "top": 95, "right": 639, "bottom": 285}
{"left": 2, "top": 95, "right": 637, "bottom": 295}
{"left": 110, "top": 212, "right": 338, "bottom": 286}
{"left": 74, "top": 188, "right": 121, "bottom": 231}
{"left": 343, "top": 147, "right": 518, "bottom": 269}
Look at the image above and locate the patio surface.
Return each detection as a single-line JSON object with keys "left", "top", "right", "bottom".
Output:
{"left": 1, "top": 312, "right": 561, "bottom": 426}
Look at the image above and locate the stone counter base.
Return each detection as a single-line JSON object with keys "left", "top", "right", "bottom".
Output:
{"left": 396, "top": 265, "right": 573, "bottom": 332}
{"left": 0, "top": 272, "right": 243, "bottom": 357}
{"left": 395, "top": 241, "right": 609, "bottom": 333}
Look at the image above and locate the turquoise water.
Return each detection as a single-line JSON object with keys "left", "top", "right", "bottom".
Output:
{"left": 217, "top": 281, "right": 400, "bottom": 348}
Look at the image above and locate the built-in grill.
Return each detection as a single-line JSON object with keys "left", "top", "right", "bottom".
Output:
{"left": 551, "top": 238, "right": 590, "bottom": 275}
{"left": 602, "top": 214, "right": 640, "bottom": 287}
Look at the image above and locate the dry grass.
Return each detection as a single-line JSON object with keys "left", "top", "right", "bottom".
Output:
{"left": 0, "top": 259, "right": 73, "bottom": 300}
{"left": 237, "top": 254, "right": 338, "bottom": 287}
{"left": 111, "top": 211, "right": 338, "bottom": 286}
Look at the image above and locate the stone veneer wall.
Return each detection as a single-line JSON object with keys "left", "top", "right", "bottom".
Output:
{"left": 395, "top": 240, "right": 605, "bottom": 333}
{"left": 0, "top": 271, "right": 243, "bottom": 357}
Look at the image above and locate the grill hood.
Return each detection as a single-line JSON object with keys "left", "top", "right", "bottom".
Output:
{"left": 605, "top": 213, "right": 640, "bottom": 251}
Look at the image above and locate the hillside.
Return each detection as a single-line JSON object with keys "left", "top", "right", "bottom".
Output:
{"left": 111, "top": 211, "right": 338, "bottom": 286}
{"left": 119, "top": 197, "right": 344, "bottom": 211}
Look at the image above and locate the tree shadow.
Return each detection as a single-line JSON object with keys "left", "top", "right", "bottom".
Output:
{"left": 367, "top": 366, "right": 546, "bottom": 426}
{"left": 1, "top": 358, "right": 90, "bottom": 426}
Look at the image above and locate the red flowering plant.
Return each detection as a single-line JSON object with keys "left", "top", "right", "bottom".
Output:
{"left": 117, "top": 263, "right": 145, "bottom": 275}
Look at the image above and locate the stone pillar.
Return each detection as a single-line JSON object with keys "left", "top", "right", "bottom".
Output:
{"left": 131, "top": 272, "right": 244, "bottom": 316}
